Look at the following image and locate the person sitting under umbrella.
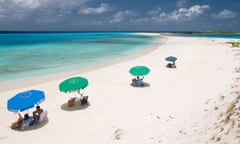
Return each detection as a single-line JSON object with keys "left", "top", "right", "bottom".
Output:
{"left": 166, "top": 56, "right": 177, "bottom": 68}
{"left": 11, "top": 113, "right": 24, "bottom": 129}
{"left": 10, "top": 113, "right": 35, "bottom": 129}
{"left": 23, "top": 113, "right": 35, "bottom": 126}
{"left": 32, "top": 105, "right": 43, "bottom": 121}
{"left": 129, "top": 66, "right": 150, "bottom": 87}
{"left": 78, "top": 91, "right": 89, "bottom": 105}
{"left": 166, "top": 63, "right": 176, "bottom": 68}
{"left": 132, "top": 76, "right": 144, "bottom": 86}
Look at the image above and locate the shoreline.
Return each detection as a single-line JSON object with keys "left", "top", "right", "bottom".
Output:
{"left": 0, "top": 33, "right": 166, "bottom": 92}
{"left": 0, "top": 34, "right": 240, "bottom": 144}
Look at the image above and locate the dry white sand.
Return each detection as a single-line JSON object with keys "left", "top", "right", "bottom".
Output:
{"left": 0, "top": 35, "right": 240, "bottom": 144}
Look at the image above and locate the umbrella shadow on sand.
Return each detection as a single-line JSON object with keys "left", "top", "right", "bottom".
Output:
{"left": 61, "top": 101, "right": 90, "bottom": 111}
{"left": 12, "top": 119, "right": 49, "bottom": 131}
{"left": 130, "top": 82, "right": 150, "bottom": 88}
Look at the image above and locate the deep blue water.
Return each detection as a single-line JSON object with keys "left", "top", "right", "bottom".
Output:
{"left": 0, "top": 32, "right": 160, "bottom": 81}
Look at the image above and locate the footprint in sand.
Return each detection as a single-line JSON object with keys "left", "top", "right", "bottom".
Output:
{"left": 114, "top": 128, "right": 124, "bottom": 140}
{"left": 205, "top": 98, "right": 212, "bottom": 104}
{"left": 166, "top": 115, "right": 174, "bottom": 121}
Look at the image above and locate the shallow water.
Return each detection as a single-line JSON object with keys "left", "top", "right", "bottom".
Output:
{"left": 0, "top": 32, "right": 161, "bottom": 81}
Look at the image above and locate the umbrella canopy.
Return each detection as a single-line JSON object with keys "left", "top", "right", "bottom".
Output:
{"left": 129, "top": 66, "right": 150, "bottom": 76}
{"left": 165, "top": 56, "right": 177, "bottom": 62}
{"left": 7, "top": 90, "right": 45, "bottom": 112}
{"left": 59, "top": 76, "right": 88, "bottom": 92}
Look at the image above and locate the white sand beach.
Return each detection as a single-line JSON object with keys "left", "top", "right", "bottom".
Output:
{"left": 0, "top": 35, "right": 240, "bottom": 144}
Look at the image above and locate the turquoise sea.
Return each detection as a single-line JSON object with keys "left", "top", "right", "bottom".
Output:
{"left": 0, "top": 32, "right": 160, "bottom": 81}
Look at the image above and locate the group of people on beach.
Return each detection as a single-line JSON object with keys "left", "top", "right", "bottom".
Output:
{"left": 131, "top": 76, "right": 144, "bottom": 87}
{"left": 67, "top": 91, "right": 89, "bottom": 107}
{"left": 10, "top": 59, "right": 177, "bottom": 129}
{"left": 131, "top": 60, "right": 177, "bottom": 87}
{"left": 166, "top": 63, "right": 176, "bottom": 68}
{"left": 11, "top": 105, "right": 44, "bottom": 129}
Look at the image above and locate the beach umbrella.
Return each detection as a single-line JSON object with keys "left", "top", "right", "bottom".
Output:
{"left": 7, "top": 90, "right": 45, "bottom": 112}
{"left": 165, "top": 56, "right": 177, "bottom": 62}
{"left": 59, "top": 76, "right": 88, "bottom": 92}
{"left": 129, "top": 66, "right": 150, "bottom": 76}
{"left": 165, "top": 56, "right": 177, "bottom": 65}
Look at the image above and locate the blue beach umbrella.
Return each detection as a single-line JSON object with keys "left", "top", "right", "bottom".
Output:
{"left": 7, "top": 90, "right": 45, "bottom": 112}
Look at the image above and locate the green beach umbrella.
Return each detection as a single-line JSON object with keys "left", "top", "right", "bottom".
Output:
{"left": 59, "top": 76, "right": 88, "bottom": 92}
{"left": 129, "top": 66, "right": 150, "bottom": 76}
